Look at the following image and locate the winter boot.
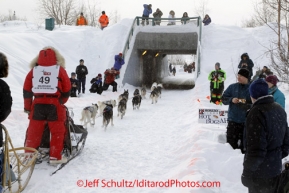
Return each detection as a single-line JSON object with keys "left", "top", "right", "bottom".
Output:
{"left": 50, "top": 156, "right": 67, "bottom": 164}
{"left": 146, "top": 21, "right": 149, "bottom": 25}
{"left": 141, "top": 20, "right": 145, "bottom": 26}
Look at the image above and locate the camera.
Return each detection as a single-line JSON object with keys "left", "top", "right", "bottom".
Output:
{"left": 238, "top": 99, "right": 246, "bottom": 104}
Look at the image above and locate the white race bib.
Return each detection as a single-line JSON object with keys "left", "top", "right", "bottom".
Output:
{"left": 32, "top": 65, "right": 60, "bottom": 94}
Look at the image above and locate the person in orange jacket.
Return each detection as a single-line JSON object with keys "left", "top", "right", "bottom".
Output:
{"left": 76, "top": 12, "right": 88, "bottom": 26}
{"left": 98, "top": 11, "right": 109, "bottom": 30}
{"left": 23, "top": 47, "right": 71, "bottom": 164}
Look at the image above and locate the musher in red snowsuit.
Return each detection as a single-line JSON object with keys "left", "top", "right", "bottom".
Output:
{"left": 23, "top": 47, "right": 71, "bottom": 164}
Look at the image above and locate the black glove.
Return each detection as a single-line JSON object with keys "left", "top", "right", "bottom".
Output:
{"left": 107, "top": 22, "right": 109, "bottom": 24}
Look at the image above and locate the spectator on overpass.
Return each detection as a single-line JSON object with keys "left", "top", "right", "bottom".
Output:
{"left": 141, "top": 4, "right": 152, "bottom": 26}
{"left": 167, "top": 10, "right": 176, "bottom": 25}
{"left": 153, "top": 8, "right": 163, "bottom": 26}
{"left": 203, "top": 14, "right": 211, "bottom": 26}
{"left": 181, "top": 12, "right": 190, "bottom": 24}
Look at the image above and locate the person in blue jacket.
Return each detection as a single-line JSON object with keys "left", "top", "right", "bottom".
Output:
{"left": 141, "top": 4, "right": 152, "bottom": 26}
{"left": 221, "top": 69, "right": 252, "bottom": 153}
{"left": 203, "top": 14, "right": 211, "bottom": 25}
{"left": 266, "top": 75, "right": 285, "bottom": 108}
{"left": 113, "top": 53, "right": 125, "bottom": 79}
{"left": 242, "top": 78, "right": 289, "bottom": 192}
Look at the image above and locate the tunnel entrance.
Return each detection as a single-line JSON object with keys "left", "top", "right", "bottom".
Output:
{"left": 122, "top": 30, "right": 199, "bottom": 89}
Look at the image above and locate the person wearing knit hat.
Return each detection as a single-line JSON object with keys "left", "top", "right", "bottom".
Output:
{"left": 89, "top": 73, "right": 103, "bottom": 95}
{"left": 208, "top": 62, "right": 226, "bottom": 104}
{"left": 238, "top": 68, "right": 250, "bottom": 79}
{"left": 249, "top": 78, "right": 268, "bottom": 100}
{"left": 221, "top": 67, "right": 252, "bottom": 153}
{"left": 0, "top": 52, "right": 13, "bottom": 147}
{"left": 242, "top": 79, "right": 289, "bottom": 192}
{"left": 265, "top": 75, "right": 285, "bottom": 108}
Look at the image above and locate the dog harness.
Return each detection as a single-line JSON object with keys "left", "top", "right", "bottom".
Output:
{"left": 84, "top": 106, "right": 94, "bottom": 113}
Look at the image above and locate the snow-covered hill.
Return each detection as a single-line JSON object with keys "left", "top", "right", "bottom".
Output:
{"left": 0, "top": 20, "right": 288, "bottom": 193}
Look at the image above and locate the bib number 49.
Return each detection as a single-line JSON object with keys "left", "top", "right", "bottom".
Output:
{"left": 39, "top": 76, "right": 50, "bottom": 84}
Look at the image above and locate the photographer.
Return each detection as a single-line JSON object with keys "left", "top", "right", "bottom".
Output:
{"left": 113, "top": 53, "right": 125, "bottom": 79}
{"left": 221, "top": 69, "right": 252, "bottom": 153}
{"left": 102, "top": 68, "right": 119, "bottom": 92}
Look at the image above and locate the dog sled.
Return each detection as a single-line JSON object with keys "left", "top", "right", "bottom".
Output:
{"left": 0, "top": 124, "right": 38, "bottom": 193}
{"left": 37, "top": 107, "right": 88, "bottom": 175}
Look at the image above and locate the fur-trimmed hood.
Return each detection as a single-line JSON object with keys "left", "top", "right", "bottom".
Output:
{"left": 29, "top": 46, "right": 65, "bottom": 69}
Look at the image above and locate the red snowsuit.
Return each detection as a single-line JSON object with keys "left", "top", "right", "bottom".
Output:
{"left": 23, "top": 47, "right": 71, "bottom": 160}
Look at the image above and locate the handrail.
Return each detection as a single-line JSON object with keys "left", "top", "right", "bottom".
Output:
{"left": 121, "top": 16, "right": 203, "bottom": 75}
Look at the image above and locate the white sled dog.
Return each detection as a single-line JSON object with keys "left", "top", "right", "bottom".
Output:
{"left": 141, "top": 85, "right": 146, "bottom": 99}
{"left": 98, "top": 99, "right": 117, "bottom": 116}
{"left": 80, "top": 104, "right": 98, "bottom": 128}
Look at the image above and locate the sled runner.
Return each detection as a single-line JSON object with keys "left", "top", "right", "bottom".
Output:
{"left": 0, "top": 124, "right": 38, "bottom": 193}
{"left": 37, "top": 106, "right": 88, "bottom": 175}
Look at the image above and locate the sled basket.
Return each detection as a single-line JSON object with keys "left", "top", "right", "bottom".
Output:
{"left": 1, "top": 124, "right": 38, "bottom": 193}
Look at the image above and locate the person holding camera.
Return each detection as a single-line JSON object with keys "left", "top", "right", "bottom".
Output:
{"left": 113, "top": 53, "right": 125, "bottom": 79}
{"left": 221, "top": 68, "right": 252, "bottom": 153}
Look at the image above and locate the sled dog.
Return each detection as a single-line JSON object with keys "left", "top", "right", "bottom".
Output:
{"left": 102, "top": 104, "right": 114, "bottom": 130}
{"left": 118, "top": 89, "right": 129, "bottom": 102}
{"left": 80, "top": 104, "right": 98, "bottom": 128}
{"left": 141, "top": 86, "right": 146, "bottom": 99}
{"left": 118, "top": 98, "right": 127, "bottom": 119}
{"left": 151, "top": 82, "right": 158, "bottom": 91}
{"left": 132, "top": 94, "right": 142, "bottom": 110}
{"left": 156, "top": 83, "right": 163, "bottom": 98}
{"left": 98, "top": 99, "right": 117, "bottom": 116}
{"left": 150, "top": 88, "right": 159, "bottom": 104}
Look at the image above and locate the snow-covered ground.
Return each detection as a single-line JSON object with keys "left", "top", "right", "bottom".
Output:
{"left": 0, "top": 20, "right": 288, "bottom": 193}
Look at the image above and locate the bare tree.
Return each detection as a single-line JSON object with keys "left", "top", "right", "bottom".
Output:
{"left": 254, "top": 0, "right": 289, "bottom": 83}
{"left": 38, "top": 0, "right": 76, "bottom": 25}
{"left": 109, "top": 10, "right": 121, "bottom": 25}
{"left": 194, "top": 0, "right": 210, "bottom": 18}
{"left": 0, "top": 10, "right": 27, "bottom": 22}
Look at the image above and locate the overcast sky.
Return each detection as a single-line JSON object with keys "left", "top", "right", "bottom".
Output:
{"left": 0, "top": 0, "right": 256, "bottom": 26}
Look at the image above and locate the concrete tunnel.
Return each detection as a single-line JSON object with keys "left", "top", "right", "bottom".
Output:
{"left": 122, "top": 31, "right": 199, "bottom": 89}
